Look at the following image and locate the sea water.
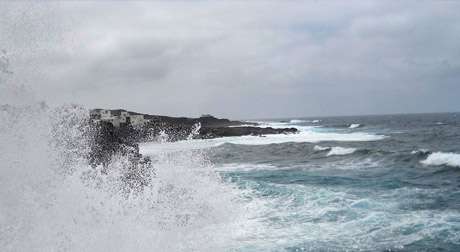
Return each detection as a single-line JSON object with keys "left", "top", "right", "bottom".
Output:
{"left": 141, "top": 113, "right": 460, "bottom": 251}
{"left": 3, "top": 93, "right": 460, "bottom": 252}
{"left": 2, "top": 76, "right": 460, "bottom": 251}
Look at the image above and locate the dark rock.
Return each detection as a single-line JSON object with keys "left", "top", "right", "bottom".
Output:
{"left": 87, "top": 111, "right": 298, "bottom": 192}
{"left": 89, "top": 109, "right": 297, "bottom": 143}
{"left": 88, "top": 121, "right": 154, "bottom": 193}
{"left": 197, "top": 126, "right": 298, "bottom": 139}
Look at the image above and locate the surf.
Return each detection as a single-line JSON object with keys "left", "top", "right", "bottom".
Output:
{"left": 421, "top": 152, "right": 460, "bottom": 168}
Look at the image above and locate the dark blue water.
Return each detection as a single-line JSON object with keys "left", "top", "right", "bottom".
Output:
{"left": 209, "top": 113, "right": 460, "bottom": 251}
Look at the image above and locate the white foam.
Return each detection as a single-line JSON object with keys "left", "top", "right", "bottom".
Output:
{"left": 222, "top": 131, "right": 384, "bottom": 145}
{"left": 252, "top": 121, "right": 292, "bottom": 128}
{"left": 227, "top": 121, "right": 319, "bottom": 136}
{"left": 314, "top": 145, "right": 330, "bottom": 151}
{"left": 228, "top": 124, "right": 258, "bottom": 127}
{"left": 327, "top": 146, "right": 357, "bottom": 156}
{"left": 236, "top": 182, "right": 460, "bottom": 251}
{"left": 141, "top": 131, "right": 385, "bottom": 154}
{"left": 312, "top": 119, "right": 321, "bottom": 123}
{"left": 314, "top": 145, "right": 357, "bottom": 156}
{"left": 411, "top": 149, "right": 429, "bottom": 155}
{"left": 215, "top": 163, "right": 281, "bottom": 172}
{"left": 420, "top": 152, "right": 460, "bottom": 168}
{"left": 1, "top": 105, "right": 258, "bottom": 252}
{"left": 289, "top": 119, "right": 306, "bottom": 124}
{"left": 349, "top": 123, "right": 361, "bottom": 129}
{"left": 249, "top": 120, "right": 318, "bottom": 131}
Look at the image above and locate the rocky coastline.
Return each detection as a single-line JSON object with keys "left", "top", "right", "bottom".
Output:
{"left": 88, "top": 109, "right": 298, "bottom": 168}
{"left": 90, "top": 109, "right": 298, "bottom": 141}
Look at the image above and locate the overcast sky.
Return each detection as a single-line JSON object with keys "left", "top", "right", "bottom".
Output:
{"left": 1, "top": 1, "right": 459, "bottom": 119}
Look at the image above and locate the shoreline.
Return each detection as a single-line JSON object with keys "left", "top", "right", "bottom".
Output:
{"left": 88, "top": 108, "right": 298, "bottom": 168}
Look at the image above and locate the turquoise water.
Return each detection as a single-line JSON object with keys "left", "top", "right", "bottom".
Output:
{"left": 205, "top": 113, "right": 460, "bottom": 251}
{"left": 3, "top": 109, "right": 460, "bottom": 251}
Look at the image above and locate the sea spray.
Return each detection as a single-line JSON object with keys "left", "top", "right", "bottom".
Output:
{"left": 313, "top": 145, "right": 357, "bottom": 156}
{"left": 0, "top": 102, "right": 255, "bottom": 251}
{"left": 0, "top": 15, "right": 251, "bottom": 252}
{"left": 421, "top": 152, "right": 460, "bottom": 168}
{"left": 349, "top": 123, "right": 361, "bottom": 129}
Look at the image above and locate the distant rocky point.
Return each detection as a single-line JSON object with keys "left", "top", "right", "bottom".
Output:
{"left": 89, "top": 108, "right": 298, "bottom": 141}
{"left": 90, "top": 108, "right": 250, "bottom": 129}
{"left": 88, "top": 108, "right": 297, "bottom": 170}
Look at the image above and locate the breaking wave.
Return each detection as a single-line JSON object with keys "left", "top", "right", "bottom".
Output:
{"left": 141, "top": 130, "right": 385, "bottom": 154}
{"left": 313, "top": 145, "right": 330, "bottom": 151}
{"left": 421, "top": 152, "right": 460, "bottom": 168}
{"left": 349, "top": 123, "right": 361, "bottom": 129}
{"left": 0, "top": 104, "right": 258, "bottom": 251}
{"left": 314, "top": 145, "right": 357, "bottom": 156}
{"left": 411, "top": 149, "right": 431, "bottom": 156}
{"left": 327, "top": 146, "right": 357, "bottom": 156}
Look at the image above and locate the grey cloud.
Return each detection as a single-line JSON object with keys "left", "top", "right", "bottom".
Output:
{"left": 1, "top": 1, "right": 460, "bottom": 119}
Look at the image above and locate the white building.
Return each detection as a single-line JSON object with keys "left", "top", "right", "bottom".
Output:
{"left": 90, "top": 109, "right": 148, "bottom": 127}
{"left": 129, "top": 114, "right": 146, "bottom": 127}
{"left": 120, "top": 111, "right": 129, "bottom": 123}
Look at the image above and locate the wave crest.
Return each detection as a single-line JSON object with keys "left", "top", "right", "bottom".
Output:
{"left": 0, "top": 103, "right": 252, "bottom": 251}
{"left": 420, "top": 152, "right": 460, "bottom": 168}
{"left": 327, "top": 146, "right": 357, "bottom": 156}
{"left": 314, "top": 145, "right": 357, "bottom": 156}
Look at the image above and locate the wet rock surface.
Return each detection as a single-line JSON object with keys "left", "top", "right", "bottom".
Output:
{"left": 198, "top": 126, "right": 298, "bottom": 139}
{"left": 88, "top": 113, "right": 297, "bottom": 170}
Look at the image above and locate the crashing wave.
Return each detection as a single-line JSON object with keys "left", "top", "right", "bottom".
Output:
{"left": 0, "top": 103, "right": 252, "bottom": 251}
{"left": 313, "top": 145, "right": 357, "bottom": 156}
{"left": 215, "top": 163, "right": 281, "bottom": 172}
{"left": 289, "top": 119, "right": 306, "bottom": 124}
{"left": 141, "top": 131, "right": 386, "bottom": 152}
{"left": 327, "top": 146, "right": 357, "bottom": 156}
{"left": 411, "top": 149, "right": 430, "bottom": 155}
{"left": 313, "top": 145, "right": 330, "bottom": 151}
{"left": 420, "top": 152, "right": 460, "bottom": 168}
{"left": 349, "top": 124, "right": 361, "bottom": 129}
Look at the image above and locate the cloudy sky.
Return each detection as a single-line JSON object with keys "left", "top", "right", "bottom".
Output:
{"left": 1, "top": 1, "right": 459, "bottom": 119}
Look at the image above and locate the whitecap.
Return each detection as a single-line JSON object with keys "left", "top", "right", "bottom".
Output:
{"left": 1, "top": 105, "right": 254, "bottom": 251}
{"left": 215, "top": 163, "right": 281, "bottom": 172}
{"left": 228, "top": 124, "right": 258, "bottom": 127}
{"left": 289, "top": 119, "right": 306, "bottom": 124}
{"left": 326, "top": 147, "right": 357, "bottom": 156}
{"left": 313, "top": 145, "right": 357, "bottom": 156}
{"left": 349, "top": 124, "right": 361, "bottom": 129}
{"left": 141, "top": 131, "right": 385, "bottom": 154}
{"left": 411, "top": 149, "right": 430, "bottom": 155}
{"left": 224, "top": 131, "right": 385, "bottom": 146}
{"left": 247, "top": 121, "right": 316, "bottom": 132}
{"left": 314, "top": 145, "right": 330, "bottom": 151}
{"left": 420, "top": 152, "right": 460, "bottom": 168}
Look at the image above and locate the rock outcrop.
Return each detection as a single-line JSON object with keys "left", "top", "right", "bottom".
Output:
{"left": 88, "top": 121, "right": 153, "bottom": 191}
{"left": 90, "top": 109, "right": 298, "bottom": 141}
{"left": 88, "top": 110, "right": 298, "bottom": 170}
{"left": 198, "top": 126, "right": 297, "bottom": 139}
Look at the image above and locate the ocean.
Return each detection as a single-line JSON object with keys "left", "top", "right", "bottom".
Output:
{"left": 2, "top": 108, "right": 460, "bottom": 251}
{"left": 141, "top": 112, "right": 460, "bottom": 251}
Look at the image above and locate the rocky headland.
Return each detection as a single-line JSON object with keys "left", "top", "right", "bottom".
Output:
{"left": 88, "top": 109, "right": 298, "bottom": 168}
{"left": 90, "top": 109, "right": 297, "bottom": 141}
